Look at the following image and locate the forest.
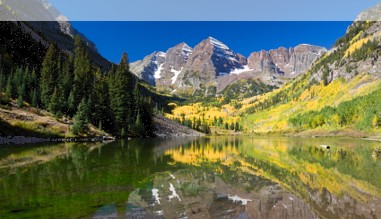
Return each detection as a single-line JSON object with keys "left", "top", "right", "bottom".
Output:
{"left": 0, "top": 36, "right": 156, "bottom": 138}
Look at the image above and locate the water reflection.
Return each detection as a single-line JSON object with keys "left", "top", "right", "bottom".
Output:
{"left": 0, "top": 137, "right": 380, "bottom": 218}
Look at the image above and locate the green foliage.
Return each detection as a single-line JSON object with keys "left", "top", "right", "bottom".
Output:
{"left": 310, "top": 21, "right": 376, "bottom": 77}
{"left": 350, "top": 39, "right": 379, "bottom": 62}
{"left": 48, "top": 87, "right": 62, "bottom": 116}
{"left": 72, "top": 99, "right": 89, "bottom": 134}
{"left": 31, "top": 89, "right": 39, "bottom": 108}
{"left": 110, "top": 53, "right": 134, "bottom": 133}
{"left": 223, "top": 79, "right": 276, "bottom": 101}
{"left": 245, "top": 75, "right": 309, "bottom": 114}
{"left": 73, "top": 36, "right": 93, "bottom": 106}
{"left": 5, "top": 73, "right": 15, "bottom": 98}
{"left": 289, "top": 86, "right": 381, "bottom": 131}
{"left": 17, "top": 95, "right": 23, "bottom": 107}
{"left": 322, "top": 66, "right": 330, "bottom": 86}
{"left": 1, "top": 33, "right": 161, "bottom": 138}
{"left": 334, "top": 21, "right": 375, "bottom": 47}
{"left": 0, "top": 67, "right": 6, "bottom": 92}
{"left": 40, "top": 43, "right": 60, "bottom": 108}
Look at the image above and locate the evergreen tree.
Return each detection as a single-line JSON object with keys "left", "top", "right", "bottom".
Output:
{"left": 73, "top": 36, "right": 93, "bottom": 105}
{"left": 29, "top": 69, "right": 39, "bottom": 102}
{"left": 40, "top": 43, "right": 59, "bottom": 108}
{"left": 322, "top": 66, "right": 330, "bottom": 86}
{"left": 72, "top": 98, "right": 88, "bottom": 134}
{"left": 133, "top": 79, "right": 140, "bottom": 118}
{"left": 31, "top": 89, "right": 39, "bottom": 108}
{"left": 225, "top": 122, "right": 229, "bottom": 130}
{"left": 93, "top": 70, "right": 112, "bottom": 131}
{"left": 17, "top": 82, "right": 25, "bottom": 101}
{"left": 234, "top": 122, "right": 240, "bottom": 132}
{"left": 196, "top": 118, "right": 201, "bottom": 130}
{"left": 110, "top": 53, "right": 134, "bottom": 134}
{"left": 5, "top": 74, "right": 15, "bottom": 98}
{"left": 133, "top": 110, "right": 144, "bottom": 136}
{"left": 67, "top": 91, "right": 76, "bottom": 116}
{"left": 0, "top": 67, "right": 6, "bottom": 92}
{"left": 62, "top": 57, "right": 73, "bottom": 100}
{"left": 139, "top": 97, "right": 156, "bottom": 137}
{"left": 17, "top": 94, "right": 23, "bottom": 107}
{"left": 230, "top": 122, "right": 235, "bottom": 130}
{"left": 49, "top": 87, "right": 61, "bottom": 116}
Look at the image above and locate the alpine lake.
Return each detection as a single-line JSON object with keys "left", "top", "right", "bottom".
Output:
{"left": 0, "top": 136, "right": 381, "bottom": 219}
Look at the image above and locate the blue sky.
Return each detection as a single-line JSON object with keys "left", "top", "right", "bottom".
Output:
{"left": 49, "top": 0, "right": 380, "bottom": 21}
{"left": 51, "top": 1, "right": 378, "bottom": 63}
{"left": 72, "top": 21, "right": 352, "bottom": 63}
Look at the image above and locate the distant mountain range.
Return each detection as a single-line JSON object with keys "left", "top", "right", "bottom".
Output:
{"left": 130, "top": 37, "right": 326, "bottom": 96}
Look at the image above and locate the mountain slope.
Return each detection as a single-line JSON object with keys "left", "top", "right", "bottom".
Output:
{"left": 0, "top": 0, "right": 111, "bottom": 71}
{"left": 131, "top": 37, "right": 325, "bottom": 98}
{"left": 239, "top": 20, "right": 381, "bottom": 135}
{"left": 164, "top": 3, "right": 381, "bottom": 137}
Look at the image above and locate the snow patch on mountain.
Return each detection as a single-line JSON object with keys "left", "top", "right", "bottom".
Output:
{"left": 171, "top": 67, "right": 183, "bottom": 84}
{"left": 208, "top": 36, "right": 230, "bottom": 50}
{"left": 154, "top": 64, "right": 164, "bottom": 79}
{"left": 157, "top": 52, "right": 166, "bottom": 58}
{"left": 230, "top": 65, "right": 251, "bottom": 75}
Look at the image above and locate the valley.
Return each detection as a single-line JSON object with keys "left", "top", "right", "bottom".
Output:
{"left": 1, "top": 1, "right": 381, "bottom": 140}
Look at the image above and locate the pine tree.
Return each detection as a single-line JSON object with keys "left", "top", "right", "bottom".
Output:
{"left": 110, "top": 53, "right": 134, "bottom": 135}
{"left": 5, "top": 74, "right": 15, "bottom": 98}
{"left": 322, "top": 66, "right": 330, "bottom": 86}
{"left": 139, "top": 97, "right": 156, "bottom": 137}
{"left": 40, "top": 43, "right": 59, "bottom": 108}
{"left": 93, "top": 70, "right": 112, "bottom": 132}
{"left": 133, "top": 110, "right": 144, "bottom": 136}
{"left": 133, "top": 79, "right": 140, "bottom": 119}
{"left": 29, "top": 69, "right": 38, "bottom": 102}
{"left": 72, "top": 98, "right": 89, "bottom": 134}
{"left": 67, "top": 91, "right": 76, "bottom": 116}
{"left": 0, "top": 67, "right": 6, "bottom": 92}
{"left": 62, "top": 56, "right": 74, "bottom": 100}
{"left": 73, "top": 36, "right": 93, "bottom": 105}
{"left": 17, "top": 94, "right": 23, "bottom": 107}
{"left": 234, "top": 122, "right": 240, "bottom": 132}
{"left": 17, "top": 83, "right": 25, "bottom": 101}
{"left": 230, "top": 122, "right": 235, "bottom": 130}
{"left": 49, "top": 87, "right": 61, "bottom": 116}
{"left": 31, "top": 89, "right": 39, "bottom": 108}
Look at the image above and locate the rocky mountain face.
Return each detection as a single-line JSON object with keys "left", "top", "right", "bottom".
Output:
{"left": 247, "top": 44, "right": 326, "bottom": 77}
{"left": 129, "top": 51, "right": 166, "bottom": 85}
{"left": 355, "top": 2, "right": 381, "bottom": 21}
{"left": 309, "top": 21, "right": 381, "bottom": 86}
{"left": 131, "top": 37, "right": 326, "bottom": 97}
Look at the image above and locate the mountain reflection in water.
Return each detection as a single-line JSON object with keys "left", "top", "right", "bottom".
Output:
{"left": 0, "top": 137, "right": 380, "bottom": 218}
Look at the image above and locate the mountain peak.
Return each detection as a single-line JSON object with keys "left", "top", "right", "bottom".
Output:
{"left": 206, "top": 36, "right": 230, "bottom": 50}
{"left": 176, "top": 42, "right": 193, "bottom": 52}
{"left": 155, "top": 51, "right": 167, "bottom": 58}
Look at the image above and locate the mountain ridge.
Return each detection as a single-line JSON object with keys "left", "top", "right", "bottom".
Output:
{"left": 131, "top": 37, "right": 326, "bottom": 97}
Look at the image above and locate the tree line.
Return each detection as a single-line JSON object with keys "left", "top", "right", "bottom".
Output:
{"left": 0, "top": 36, "right": 155, "bottom": 138}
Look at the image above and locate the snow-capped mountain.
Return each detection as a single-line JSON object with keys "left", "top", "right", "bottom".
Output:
{"left": 130, "top": 43, "right": 194, "bottom": 86}
{"left": 130, "top": 37, "right": 326, "bottom": 97}
{"left": 130, "top": 51, "right": 166, "bottom": 85}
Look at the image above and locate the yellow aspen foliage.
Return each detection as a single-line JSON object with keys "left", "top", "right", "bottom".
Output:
{"left": 373, "top": 115, "right": 379, "bottom": 128}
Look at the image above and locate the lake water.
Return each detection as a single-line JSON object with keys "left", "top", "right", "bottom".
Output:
{"left": 0, "top": 137, "right": 381, "bottom": 219}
